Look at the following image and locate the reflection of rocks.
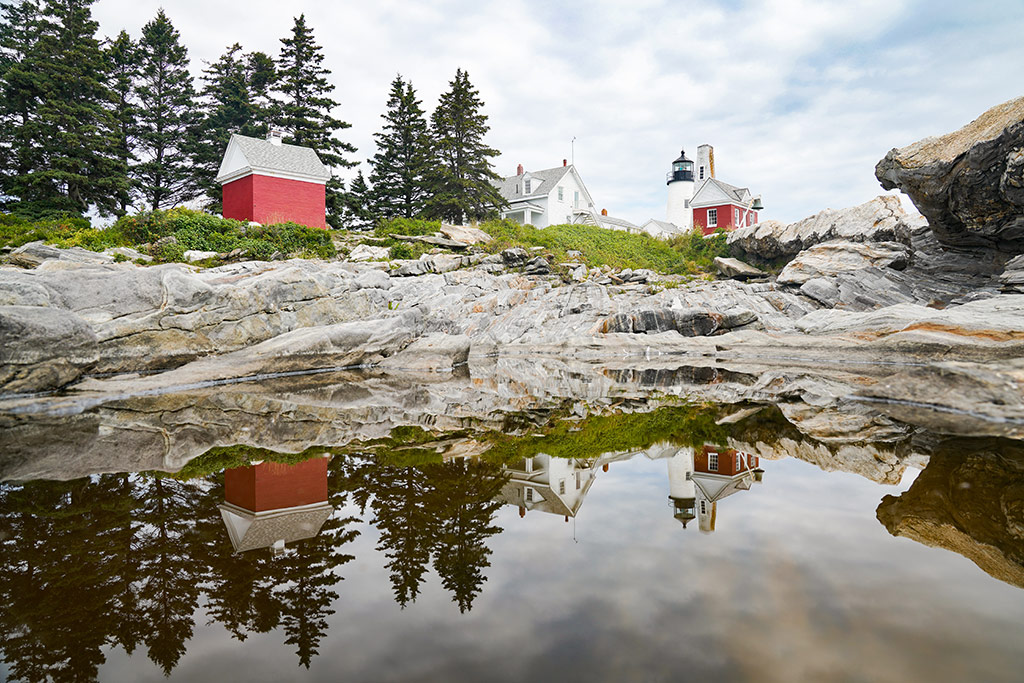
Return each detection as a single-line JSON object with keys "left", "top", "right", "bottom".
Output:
{"left": 877, "top": 439, "right": 1024, "bottom": 588}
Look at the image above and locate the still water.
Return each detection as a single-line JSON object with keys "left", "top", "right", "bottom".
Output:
{"left": 2, "top": 401, "right": 1023, "bottom": 682}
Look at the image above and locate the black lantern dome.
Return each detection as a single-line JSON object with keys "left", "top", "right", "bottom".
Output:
{"left": 667, "top": 149, "right": 694, "bottom": 184}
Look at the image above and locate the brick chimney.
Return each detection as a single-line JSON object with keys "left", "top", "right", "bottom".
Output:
{"left": 601, "top": 208, "right": 608, "bottom": 216}
{"left": 563, "top": 159, "right": 567, "bottom": 167}
{"left": 517, "top": 163, "right": 524, "bottom": 175}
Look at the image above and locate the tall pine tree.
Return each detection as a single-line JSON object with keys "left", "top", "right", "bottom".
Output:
{"left": 10, "top": 0, "right": 126, "bottom": 217}
{"left": 336, "top": 170, "right": 375, "bottom": 230}
{"left": 426, "top": 68, "right": 504, "bottom": 225}
{"left": 0, "top": 1, "right": 43, "bottom": 209}
{"left": 369, "top": 75, "right": 431, "bottom": 219}
{"left": 105, "top": 29, "right": 137, "bottom": 215}
{"left": 273, "top": 14, "right": 354, "bottom": 227}
{"left": 188, "top": 43, "right": 276, "bottom": 210}
{"left": 133, "top": 9, "right": 195, "bottom": 210}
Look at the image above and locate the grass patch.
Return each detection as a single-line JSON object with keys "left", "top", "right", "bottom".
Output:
{"left": 477, "top": 219, "right": 729, "bottom": 275}
{"left": 1, "top": 208, "right": 336, "bottom": 263}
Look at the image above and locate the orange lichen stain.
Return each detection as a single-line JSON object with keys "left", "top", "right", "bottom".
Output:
{"left": 901, "top": 322, "right": 1024, "bottom": 342}
{"left": 472, "top": 304, "right": 486, "bottom": 313}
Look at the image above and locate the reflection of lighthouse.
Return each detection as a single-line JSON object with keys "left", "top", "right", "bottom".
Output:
{"left": 219, "top": 457, "right": 333, "bottom": 556}
{"left": 667, "top": 447, "right": 697, "bottom": 527}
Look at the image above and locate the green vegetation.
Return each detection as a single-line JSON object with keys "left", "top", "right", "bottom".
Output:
{"left": 163, "top": 444, "right": 331, "bottom": 480}
{"left": 0, "top": 208, "right": 336, "bottom": 262}
{"left": 478, "top": 218, "right": 729, "bottom": 275}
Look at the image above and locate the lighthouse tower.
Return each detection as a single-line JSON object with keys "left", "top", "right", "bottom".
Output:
{"left": 666, "top": 446, "right": 697, "bottom": 528}
{"left": 666, "top": 149, "right": 695, "bottom": 230}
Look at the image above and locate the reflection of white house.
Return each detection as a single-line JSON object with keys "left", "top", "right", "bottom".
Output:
{"left": 500, "top": 453, "right": 601, "bottom": 520}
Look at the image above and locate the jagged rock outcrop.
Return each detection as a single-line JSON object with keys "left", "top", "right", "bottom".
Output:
{"left": 0, "top": 305, "right": 98, "bottom": 394}
{"left": 714, "top": 256, "right": 766, "bottom": 280}
{"left": 877, "top": 441, "right": 1024, "bottom": 588}
{"left": 727, "top": 195, "right": 912, "bottom": 261}
{"left": 876, "top": 95, "right": 1024, "bottom": 250}
{"left": 777, "top": 240, "right": 909, "bottom": 285}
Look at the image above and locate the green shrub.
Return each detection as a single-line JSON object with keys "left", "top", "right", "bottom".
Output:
{"left": 0, "top": 212, "right": 100, "bottom": 249}
{"left": 374, "top": 217, "right": 441, "bottom": 238}
{"left": 389, "top": 243, "right": 413, "bottom": 260}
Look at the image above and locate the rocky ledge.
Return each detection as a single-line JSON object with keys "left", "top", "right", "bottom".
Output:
{"left": 3, "top": 97, "right": 1024, "bottom": 440}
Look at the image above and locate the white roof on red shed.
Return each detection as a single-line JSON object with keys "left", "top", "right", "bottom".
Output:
{"left": 216, "top": 133, "right": 332, "bottom": 185}
{"left": 689, "top": 178, "right": 752, "bottom": 208}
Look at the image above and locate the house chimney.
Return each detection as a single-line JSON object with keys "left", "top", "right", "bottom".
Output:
{"left": 517, "top": 163, "right": 524, "bottom": 175}
{"left": 563, "top": 158, "right": 567, "bottom": 167}
{"left": 603, "top": 464, "right": 609, "bottom": 472}
{"left": 267, "top": 128, "right": 286, "bottom": 146}
{"left": 601, "top": 208, "right": 608, "bottom": 216}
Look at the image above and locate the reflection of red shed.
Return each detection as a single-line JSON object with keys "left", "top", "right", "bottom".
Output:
{"left": 216, "top": 130, "right": 331, "bottom": 229}
{"left": 219, "top": 457, "right": 332, "bottom": 555}
{"left": 694, "top": 445, "right": 759, "bottom": 476}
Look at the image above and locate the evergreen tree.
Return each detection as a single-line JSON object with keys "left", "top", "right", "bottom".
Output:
{"left": 336, "top": 170, "right": 375, "bottom": 230}
{"left": 0, "top": 0, "right": 42, "bottom": 208}
{"left": 369, "top": 75, "right": 431, "bottom": 219}
{"left": 273, "top": 14, "right": 355, "bottom": 226}
{"left": 105, "top": 29, "right": 138, "bottom": 214}
{"left": 426, "top": 68, "right": 505, "bottom": 225}
{"left": 8, "top": 0, "right": 126, "bottom": 217}
{"left": 189, "top": 43, "right": 276, "bottom": 210}
{"left": 133, "top": 9, "right": 195, "bottom": 210}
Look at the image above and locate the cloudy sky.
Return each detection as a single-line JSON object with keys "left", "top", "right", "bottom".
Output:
{"left": 93, "top": 0, "right": 1024, "bottom": 224}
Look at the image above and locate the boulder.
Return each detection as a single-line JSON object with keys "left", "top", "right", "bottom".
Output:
{"left": 599, "top": 308, "right": 721, "bottom": 336}
{"left": 0, "top": 305, "right": 98, "bottom": 394}
{"left": 777, "top": 241, "right": 910, "bottom": 285}
{"left": 6, "top": 241, "right": 114, "bottom": 268}
{"left": 876, "top": 95, "right": 1024, "bottom": 250}
{"left": 714, "top": 256, "right": 766, "bottom": 280}
{"left": 348, "top": 244, "right": 390, "bottom": 262}
{"left": 379, "top": 333, "right": 471, "bottom": 372}
{"left": 439, "top": 224, "right": 492, "bottom": 245}
{"left": 728, "top": 195, "right": 911, "bottom": 261}
{"left": 183, "top": 249, "right": 219, "bottom": 262}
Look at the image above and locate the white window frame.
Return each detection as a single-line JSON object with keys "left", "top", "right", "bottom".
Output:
{"left": 734, "top": 208, "right": 739, "bottom": 224}
{"left": 559, "top": 479, "right": 566, "bottom": 495}
{"left": 525, "top": 487, "right": 533, "bottom": 502}
{"left": 574, "top": 190, "right": 580, "bottom": 209}
{"left": 707, "top": 208, "right": 718, "bottom": 227}
{"left": 708, "top": 452, "right": 718, "bottom": 471}
{"left": 524, "top": 179, "right": 531, "bottom": 194}
{"left": 558, "top": 186, "right": 564, "bottom": 201}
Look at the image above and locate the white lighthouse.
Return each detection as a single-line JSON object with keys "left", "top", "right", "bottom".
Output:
{"left": 666, "top": 446, "right": 697, "bottom": 528}
{"left": 666, "top": 149, "right": 695, "bottom": 230}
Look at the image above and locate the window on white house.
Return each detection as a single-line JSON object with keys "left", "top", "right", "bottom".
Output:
{"left": 525, "top": 488, "right": 533, "bottom": 502}
{"left": 709, "top": 452, "right": 718, "bottom": 471}
{"left": 707, "top": 208, "right": 718, "bottom": 227}
{"left": 524, "top": 179, "right": 531, "bottom": 194}
{"left": 574, "top": 190, "right": 580, "bottom": 208}
{"left": 576, "top": 472, "right": 581, "bottom": 489}
{"left": 558, "top": 186, "right": 564, "bottom": 201}
{"left": 515, "top": 183, "right": 519, "bottom": 194}
{"left": 686, "top": 471, "right": 692, "bottom": 480}
{"left": 559, "top": 479, "right": 566, "bottom": 494}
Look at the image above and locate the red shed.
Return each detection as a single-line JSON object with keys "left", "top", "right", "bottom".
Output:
{"left": 690, "top": 177, "right": 759, "bottom": 236}
{"left": 216, "top": 130, "right": 331, "bottom": 228}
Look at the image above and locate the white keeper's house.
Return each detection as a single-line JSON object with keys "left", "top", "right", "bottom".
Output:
{"left": 495, "top": 160, "right": 641, "bottom": 233}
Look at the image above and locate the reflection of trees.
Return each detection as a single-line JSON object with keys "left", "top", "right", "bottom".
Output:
{"left": 0, "top": 464, "right": 360, "bottom": 679}
{"left": 344, "top": 456, "right": 507, "bottom": 612}
{"left": 0, "top": 476, "right": 139, "bottom": 682}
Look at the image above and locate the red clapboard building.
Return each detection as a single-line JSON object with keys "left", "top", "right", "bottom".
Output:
{"left": 216, "top": 129, "right": 331, "bottom": 228}
{"left": 690, "top": 177, "right": 760, "bottom": 236}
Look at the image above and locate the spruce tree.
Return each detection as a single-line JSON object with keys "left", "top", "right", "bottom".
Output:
{"left": 188, "top": 44, "right": 276, "bottom": 210}
{"left": 105, "top": 29, "right": 137, "bottom": 214}
{"left": 336, "top": 170, "right": 375, "bottom": 230}
{"left": 133, "top": 9, "right": 195, "bottom": 210}
{"left": 11, "top": 0, "right": 126, "bottom": 217}
{"left": 274, "top": 14, "right": 355, "bottom": 226}
{"left": 426, "top": 68, "right": 504, "bottom": 224}
{"left": 369, "top": 75, "right": 431, "bottom": 219}
{"left": 0, "top": 1, "right": 42, "bottom": 208}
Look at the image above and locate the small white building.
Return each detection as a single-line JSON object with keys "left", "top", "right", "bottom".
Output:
{"left": 496, "top": 162, "right": 595, "bottom": 228}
